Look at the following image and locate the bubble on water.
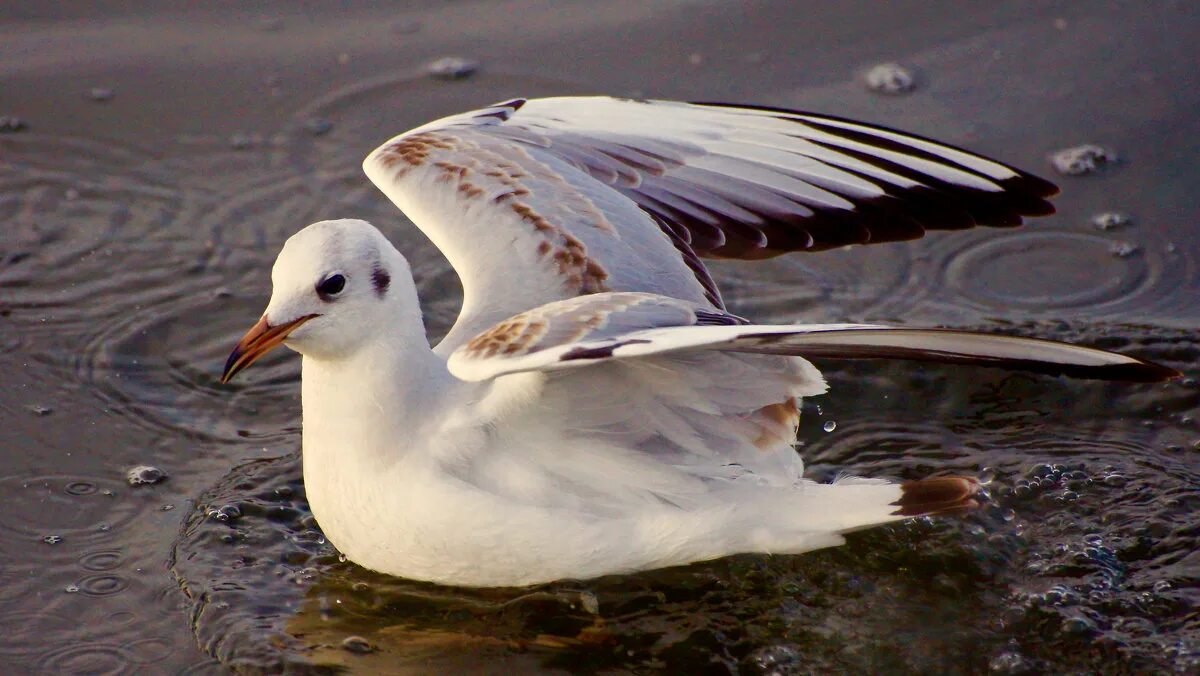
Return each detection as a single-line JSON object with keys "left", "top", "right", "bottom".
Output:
{"left": 823, "top": 420, "right": 837, "bottom": 432}
{"left": 0, "top": 116, "right": 27, "bottom": 133}
{"left": 206, "top": 504, "right": 242, "bottom": 522}
{"left": 341, "top": 635, "right": 375, "bottom": 653}
{"left": 43, "top": 534, "right": 63, "bottom": 545}
{"left": 89, "top": 87, "right": 113, "bottom": 102}
{"left": 28, "top": 404, "right": 53, "bottom": 416}
{"left": 864, "top": 63, "right": 916, "bottom": 94}
{"left": 426, "top": 56, "right": 478, "bottom": 80}
{"left": 160, "top": 504, "right": 174, "bottom": 511}
{"left": 1108, "top": 241, "right": 1140, "bottom": 258}
{"left": 1153, "top": 579, "right": 1172, "bottom": 593}
{"left": 336, "top": 53, "right": 351, "bottom": 65}
{"left": 1050, "top": 144, "right": 1118, "bottom": 176}
{"left": 688, "top": 53, "right": 704, "bottom": 65}
{"left": 1091, "top": 212, "right": 1132, "bottom": 230}
{"left": 64, "top": 584, "right": 79, "bottom": 593}
{"left": 126, "top": 465, "right": 168, "bottom": 486}
{"left": 978, "top": 467, "right": 996, "bottom": 485}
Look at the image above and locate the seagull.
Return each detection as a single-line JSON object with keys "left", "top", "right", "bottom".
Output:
{"left": 221, "top": 97, "right": 1177, "bottom": 587}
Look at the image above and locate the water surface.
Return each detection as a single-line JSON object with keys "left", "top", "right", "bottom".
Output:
{"left": 1, "top": 1, "right": 1197, "bottom": 672}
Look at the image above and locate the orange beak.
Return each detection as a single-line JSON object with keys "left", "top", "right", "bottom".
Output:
{"left": 221, "top": 314, "right": 317, "bottom": 383}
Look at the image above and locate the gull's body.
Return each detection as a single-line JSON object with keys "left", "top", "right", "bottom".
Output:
{"left": 224, "top": 97, "right": 1176, "bottom": 587}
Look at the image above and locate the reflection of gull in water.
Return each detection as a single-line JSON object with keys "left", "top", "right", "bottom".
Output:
{"left": 220, "top": 97, "right": 1177, "bottom": 587}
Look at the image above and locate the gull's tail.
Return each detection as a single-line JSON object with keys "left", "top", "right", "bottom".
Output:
{"left": 720, "top": 476, "right": 983, "bottom": 559}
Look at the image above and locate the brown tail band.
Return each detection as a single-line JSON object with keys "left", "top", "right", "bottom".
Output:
{"left": 891, "top": 476, "right": 982, "bottom": 517}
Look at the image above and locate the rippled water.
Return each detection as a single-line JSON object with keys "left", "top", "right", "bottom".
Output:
{"left": 2, "top": 1, "right": 1198, "bottom": 673}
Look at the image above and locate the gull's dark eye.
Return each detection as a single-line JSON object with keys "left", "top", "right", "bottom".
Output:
{"left": 316, "top": 273, "right": 346, "bottom": 300}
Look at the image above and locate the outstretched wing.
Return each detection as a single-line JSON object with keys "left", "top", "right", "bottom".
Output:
{"left": 362, "top": 96, "right": 1058, "bottom": 352}
{"left": 447, "top": 292, "right": 1179, "bottom": 383}
{"left": 436, "top": 293, "right": 1174, "bottom": 508}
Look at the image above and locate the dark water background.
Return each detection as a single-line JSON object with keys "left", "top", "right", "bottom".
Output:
{"left": 2, "top": 1, "right": 1198, "bottom": 673}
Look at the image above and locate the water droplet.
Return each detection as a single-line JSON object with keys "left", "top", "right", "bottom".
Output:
{"left": 1091, "top": 211, "right": 1132, "bottom": 230}
{"left": 126, "top": 465, "right": 168, "bottom": 486}
{"left": 1050, "top": 144, "right": 1118, "bottom": 175}
{"left": 338, "top": 553, "right": 347, "bottom": 563}
{"left": 864, "top": 62, "right": 916, "bottom": 94}
{"left": 822, "top": 420, "right": 837, "bottom": 432}
{"left": 341, "top": 635, "right": 374, "bottom": 654}
{"left": 1101, "top": 473, "right": 1128, "bottom": 487}
{"left": 1108, "top": 241, "right": 1140, "bottom": 258}
{"left": 43, "top": 534, "right": 63, "bottom": 545}
{"left": 0, "top": 116, "right": 27, "bottom": 133}
{"left": 426, "top": 56, "right": 477, "bottom": 80}
{"left": 88, "top": 87, "right": 113, "bottom": 102}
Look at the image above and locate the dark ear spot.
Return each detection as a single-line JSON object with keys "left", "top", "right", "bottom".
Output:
{"left": 371, "top": 266, "right": 391, "bottom": 297}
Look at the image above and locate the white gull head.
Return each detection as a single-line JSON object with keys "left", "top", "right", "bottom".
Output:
{"left": 222, "top": 219, "right": 420, "bottom": 380}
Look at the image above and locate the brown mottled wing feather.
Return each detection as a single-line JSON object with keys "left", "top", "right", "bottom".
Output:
{"left": 446, "top": 293, "right": 1178, "bottom": 383}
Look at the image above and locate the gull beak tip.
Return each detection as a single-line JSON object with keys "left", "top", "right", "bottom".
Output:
{"left": 221, "top": 315, "right": 315, "bottom": 385}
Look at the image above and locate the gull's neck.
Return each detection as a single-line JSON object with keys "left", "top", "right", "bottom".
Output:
{"left": 299, "top": 308, "right": 461, "bottom": 472}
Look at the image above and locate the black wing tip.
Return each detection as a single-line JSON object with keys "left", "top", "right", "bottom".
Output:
{"left": 680, "top": 100, "right": 1059, "bottom": 257}
{"left": 1081, "top": 360, "right": 1183, "bottom": 383}
{"left": 891, "top": 476, "right": 981, "bottom": 517}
